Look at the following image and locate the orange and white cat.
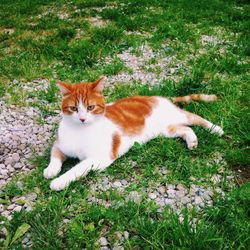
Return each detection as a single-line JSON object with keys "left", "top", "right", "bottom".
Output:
{"left": 44, "top": 76, "right": 224, "bottom": 191}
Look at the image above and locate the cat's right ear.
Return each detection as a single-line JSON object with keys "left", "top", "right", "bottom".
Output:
{"left": 57, "top": 81, "right": 73, "bottom": 95}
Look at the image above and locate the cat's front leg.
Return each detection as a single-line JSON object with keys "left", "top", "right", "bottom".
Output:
{"left": 50, "top": 158, "right": 112, "bottom": 191}
{"left": 43, "top": 141, "right": 66, "bottom": 179}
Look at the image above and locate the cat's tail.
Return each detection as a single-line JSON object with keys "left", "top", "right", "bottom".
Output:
{"left": 172, "top": 94, "right": 217, "bottom": 103}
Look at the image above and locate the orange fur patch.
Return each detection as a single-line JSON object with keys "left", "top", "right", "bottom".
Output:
{"left": 111, "top": 133, "right": 121, "bottom": 160}
{"left": 167, "top": 125, "right": 177, "bottom": 134}
{"left": 52, "top": 142, "right": 65, "bottom": 161}
{"left": 173, "top": 94, "right": 217, "bottom": 103}
{"left": 105, "top": 96, "right": 158, "bottom": 135}
{"left": 60, "top": 82, "right": 105, "bottom": 115}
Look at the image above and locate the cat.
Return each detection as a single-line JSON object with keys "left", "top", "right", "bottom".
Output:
{"left": 43, "top": 76, "right": 224, "bottom": 191}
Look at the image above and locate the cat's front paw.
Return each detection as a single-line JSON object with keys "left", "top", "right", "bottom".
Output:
{"left": 50, "top": 177, "right": 69, "bottom": 191}
{"left": 43, "top": 160, "right": 62, "bottom": 179}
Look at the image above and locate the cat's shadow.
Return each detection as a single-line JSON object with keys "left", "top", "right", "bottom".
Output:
{"left": 60, "top": 158, "right": 80, "bottom": 174}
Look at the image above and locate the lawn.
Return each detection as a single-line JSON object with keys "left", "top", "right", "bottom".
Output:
{"left": 0, "top": 0, "right": 249, "bottom": 249}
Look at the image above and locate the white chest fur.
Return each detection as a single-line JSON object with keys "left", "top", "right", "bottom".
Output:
{"left": 58, "top": 116, "right": 116, "bottom": 160}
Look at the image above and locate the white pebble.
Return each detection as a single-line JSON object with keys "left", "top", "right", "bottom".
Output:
{"left": 99, "top": 237, "right": 108, "bottom": 246}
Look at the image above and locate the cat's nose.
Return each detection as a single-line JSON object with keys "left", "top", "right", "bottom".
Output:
{"left": 79, "top": 118, "right": 85, "bottom": 123}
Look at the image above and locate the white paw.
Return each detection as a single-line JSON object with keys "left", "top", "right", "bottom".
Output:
{"left": 211, "top": 125, "right": 224, "bottom": 136}
{"left": 43, "top": 161, "right": 61, "bottom": 179}
{"left": 50, "top": 177, "right": 69, "bottom": 191}
{"left": 187, "top": 140, "right": 198, "bottom": 150}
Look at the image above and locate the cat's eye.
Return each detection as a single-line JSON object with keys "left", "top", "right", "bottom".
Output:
{"left": 87, "top": 105, "right": 95, "bottom": 111}
{"left": 69, "top": 106, "right": 78, "bottom": 112}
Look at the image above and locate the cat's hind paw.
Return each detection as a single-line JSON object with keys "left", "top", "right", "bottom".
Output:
{"left": 187, "top": 140, "right": 198, "bottom": 150}
{"left": 211, "top": 125, "right": 224, "bottom": 136}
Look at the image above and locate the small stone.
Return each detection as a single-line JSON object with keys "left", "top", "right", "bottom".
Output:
{"left": 189, "top": 176, "right": 196, "bottom": 181}
{"left": 27, "top": 192, "right": 37, "bottom": 201}
{"left": 156, "top": 199, "right": 165, "bottom": 207}
{"left": 202, "top": 194, "right": 211, "bottom": 201}
{"left": 121, "top": 180, "right": 128, "bottom": 185}
{"left": 100, "top": 237, "right": 108, "bottom": 246}
{"left": 25, "top": 206, "right": 33, "bottom": 212}
{"left": 5, "top": 158, "right": 13, "bottom": 165}
{"left": 227, "top": 175, "right": 234, "bottom": 180}
{"left": 7, "top": 165, "right": 15, "bottom": 172}
{"left": 181, "top": 196, "right": 191, "bottom": 205}
{"left": 22, "top": 237, "right": 29, "bottom": 244}
{"left": 0, "top": 227, "right": 7, "bottom": 236}
{"left": 199, "top": 202, "right": 205, "bottom": 208}
{"left": 16, "top": 181, "right": 24, "bottom": 189}
{"left": 176, "top": 184, "right": 185, "bottom": 190}
{"left": 14, "top": 163, "right": 22, "bottom": 169}
{"left": 178, "top": 216, "right": 184, "bottom": 223}
{"left": 148, "top": 193, "right": 157, "bottom": 200}
{"left": 63, "top": 219, "right": 70, "bottom": 224}
{"left": 194, "top": 196, "right": 203, "bottom": 205}
{"left": 131, "top": 161, "right": 137, "bottom": 167}
{"left": 124, "top": 231, "right": 129, "bottom": 239}
{"left": 0, "top": 174, "right": 6, "bottom": 180}
{"left": 176, "top": 190, "right": 185, "bottom": 199}
{"left": 126, "top": 191, "right": 142, "bottom": 204}
{"left": 167, "top": 189, "right": 176, "bottom": 198}
{"left": 167, "top": 184, "right": 175, "bottom": 190}
{"left": 187, "top": 203, "right": 193, "bottom": 210}
{"left": 1, "top": 210, "right": 10, "bottom": 218}
{"left": 0, "top": 180, "right": 6, "bottom": 187}
{"left": 13, "top": 206, "right": 22, "bottom": 212}
{"left": 157, "top": 208, "right": 162, "bottom": 213}
{"left": 113, "top": 181, "right": 122, "bottom": 188}
{"left": 215, "top": 188, "right": 225, "bottom": 197}
{"left": 211, "top": 174, "right": 220, "bottom": 184}
{"left": 12, "top": 153, "right": 20, "bottom": 162}
{"left": 157, "top": 186, "right": 166, "bottom": 194}
{"left": 7, "top": 204, "right": 15, "bottom": 210}
{"left": 165, "top": 198, "right": 174, "bottom": 206}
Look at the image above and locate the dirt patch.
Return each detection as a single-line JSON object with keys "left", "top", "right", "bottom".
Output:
{"left": 233, "top": 165, "right": 250, "bottom": 185}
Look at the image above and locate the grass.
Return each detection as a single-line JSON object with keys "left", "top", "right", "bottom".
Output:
{"left": 0, "top": 0, "right": 249, "bottom": 249}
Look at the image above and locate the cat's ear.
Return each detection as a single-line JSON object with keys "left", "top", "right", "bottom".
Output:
{"left": 92, "top": 75, "right": 106, "bottom": 93}
{"left": 57, "top": 81, "right": 73, "bottom": 95}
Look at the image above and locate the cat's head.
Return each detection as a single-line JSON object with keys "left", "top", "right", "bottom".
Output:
{"left": 57, "top": 76, "right": 106, "bottom": 125}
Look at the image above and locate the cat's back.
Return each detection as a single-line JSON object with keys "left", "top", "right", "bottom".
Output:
{"left": 106, "top": 96, "right": 157, "bottom": 115}
{"left": 105, "top": 96, "right": 178, "bottom": 135}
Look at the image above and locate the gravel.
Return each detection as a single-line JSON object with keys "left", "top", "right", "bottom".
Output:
{"left": 0, "top": 79, "right": 60, "bottom": 224}
{"left": 84, "top": 172, "right": 229, "bottom": 219}
{"left": 102, "top": 44, "right": 187, "bottom": 87}
{"left": 0, "top": 90, "right": 60, "bottom": 189}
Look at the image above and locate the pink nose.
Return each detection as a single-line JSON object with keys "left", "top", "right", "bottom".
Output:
{"left": 80, "top": 118, "right": 85, "bottom": 123}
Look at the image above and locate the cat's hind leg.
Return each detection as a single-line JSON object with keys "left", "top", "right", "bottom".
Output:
{"left": 166, "top": 125, "right": 198, "bottom": 149}
{"left": 43, "top": 141, "right": 66, "bottom": 179}
{"left": 184, "top": 111, "right": 224, "bottom": 136}
{"left": 50, "top": 158, "right": 112, "bottom": 191}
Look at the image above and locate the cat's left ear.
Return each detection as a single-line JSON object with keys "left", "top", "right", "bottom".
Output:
{"left": 92, "top": 75, "right": 106, "bottom": 93}
{"left": 57, "top": 81, "right": 73, "bottom": 95}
